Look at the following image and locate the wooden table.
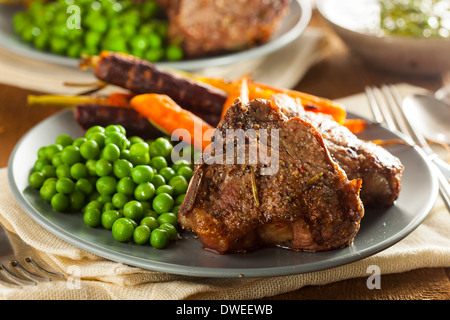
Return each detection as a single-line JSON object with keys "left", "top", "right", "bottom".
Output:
{"left": 0, "top": 10, "right": 449, "bottom": 300}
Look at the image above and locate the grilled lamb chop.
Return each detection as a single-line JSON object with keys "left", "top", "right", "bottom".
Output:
{"left": 179, "top": 99, "right": 364, "bottom": 254}
{"left": 163, "top": 0, "right": 291, "bottom": 57}
{"left": 270, "top": 94, "right": 404, "bottom": 208}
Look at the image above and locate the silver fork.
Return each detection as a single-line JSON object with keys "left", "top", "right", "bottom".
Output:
{"left": 365, "top": 84, "right": 450, "bottom": 212}
{"left": 0, "top": 222, "right": 65, "bottom": 288}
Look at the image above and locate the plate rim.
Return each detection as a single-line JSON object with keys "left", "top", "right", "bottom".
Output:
{"left": 0, "top": 0, "right": 312, "bottom": 71}
{"left": 7, "top": 109, "right": 439, "bottom": 278}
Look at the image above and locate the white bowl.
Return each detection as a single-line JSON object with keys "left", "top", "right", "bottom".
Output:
{"left": 317, "top": 0, "right": 450, "bottom": 76}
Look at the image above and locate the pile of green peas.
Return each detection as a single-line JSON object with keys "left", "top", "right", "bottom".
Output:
{"left": 28, "top": 124, "right": 195, "bottom": 249}
{"left": 13, "top": 0, "right": 184, "bottom": 62}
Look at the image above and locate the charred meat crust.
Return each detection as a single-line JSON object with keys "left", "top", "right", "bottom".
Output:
{"left": 179, "top": 99, "right": 364, "bottom": 254}
{"left": 94, "top": 52, "right": 226, "bottom": 124}
{"left": 304, "top": 112, "right": 404, "bottom": 208}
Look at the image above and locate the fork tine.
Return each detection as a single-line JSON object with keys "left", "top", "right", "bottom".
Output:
{"left": 366, "top": 86, "right": 398, "bottom": 131}
{"left": 365, "top": 86, "right": 384, "bottom": 124}
{"left": 12, "top": 259, "right": 52, "bottom": 282}
{"left": 0, "top": 264, "right": 37, "bottom": 286}
{"left": 381, "top": 84, "right": 412, "bottom": 135}
{"left": 25, "top": 257, "right": 65, "bottom": 279}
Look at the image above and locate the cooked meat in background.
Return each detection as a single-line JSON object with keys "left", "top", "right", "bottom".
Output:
{"left": 179, "top": 99, "right": 364, "bottom": 254}
{"left": 304, "top": 112, "right": 404, "bottom": 208}
{"left": 270, "top": 94, "right": 404, "bottom": 208}
{"left": 160, "top": 0, "right": 291, "bottom": 57}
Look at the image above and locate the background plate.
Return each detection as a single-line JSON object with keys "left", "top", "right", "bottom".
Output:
{"left": 8, "top": 110, "right": 438, "bottom": 278}
{"left": 0, "top": 0, "right": 311, "bottom": 71}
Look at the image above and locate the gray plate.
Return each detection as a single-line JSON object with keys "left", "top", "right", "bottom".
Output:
{"left": 0, "top": 0, "right": 311, "bottom": 71}
{"left": 8, "top": 110, "right": 438, "bottom": 278}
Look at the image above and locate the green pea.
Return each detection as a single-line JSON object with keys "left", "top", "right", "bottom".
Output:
{"left": 149, "top": 137, "right": 173, "bottom": 158}
{"left": 85, "top": 125, "right": 105, "bottom": 137}
{"left": 101, "top": 209, "right": 122, "bottom": 230}
{"left": 113, "top": 159, "right": 133, "bottom": 178}
{"left": 150, "top": 174, "right": 166, "bottom": 188}
{"left": 56, "top": 177, "right": 75, "bottom": 194}
{"left": 45, "top": 144, "right": 63, "bottom": 160}
{"left": 40, "top": 179, "right": 57, "bottom": 202}
{"left": 51, "top": 193, "right": 70, "bottom": 212}
{"left": 131, "top": 165, "right": 154, "bottom": 184}
{"left": 116, "top": 177, "right": 136, "bottom": 196}
{"left": 156, "top": 184, "right": 174, "bottom": 196}
{"left": 169, "top": 175, "right": 188, "bottom": 196}
{"left": 102, "top": 202, "right": 115, "bottom": 212}
{"left": 97, "top": 193, "right": 112, "bottom": 205}
{"left": 157, "top": 212, "right": 178, "bottom": 227}
{"left": 96, "top": 176, "right": 117, "bottom": 195}
{"left": 159, "top": 167, "right": 175, "bottom": 182}
{"left": 105, "top": 131, "right": 128, "bottom": 151}
{"left": 87, "top": 132, "right": 106, "bottom": 149}
{"left": 29, "top": 171, "right": 46, "bottom": 189}
{"left": 150, "top": 156, "right": 167, "bottom": 171}
{"left": 69, "top": 190, "right": 85, "bottom": 211}
{"left": 61, "top": 145, "right": 81, "bottom": 165}
{"left": 112, "top": 217, "right": 135, "bottom": 242}
{"left": 165, "top": 44, "right": 183, "bottom": 61}
{"left": 150, "top": 228, "right": 169, "bottom": 249}
{"left": 55, "top": 163, "right": 71, "bottom": 179}
{"left": 102, "top": 143, "right": 121, "bottom": 162}
{"left": 177, "top": 166, "right": 193, "bottom": 181}
{"left": 145, "top": 47, "right": 164, "bottom": 62}
{"left": 75, "top": 178, "right": 94, "bottom": 195}
{"left": 152, "top": 193, "right": 174, "bottom": 214}
{"left": 105, "top": 124, "right": 126, "bottom": 134}
{"left": 85, "top": 159, "right": 97, "bottom": 176}
{"left": 171, "top": 159, "right": 191, "bottom": 172}
{"left": 129, "top": 142, "right": 150, "bottom": 165}
{"left": 84, "top": 200, "right": 103, "bottom": 212}
{"left": 159, "top": 223, "right": 178, "bottom": 241}
{"left": 51, "top": 152, "right": 63, "bottom": 167}
{"left": 134, "top": 182, "right": 156, "bottom": 201}
{"left": 174, "top": 193, "right": 186, "bottom": 205}
{"left": 133, "top": 225, "right": 151, "bottom": 245}
{"left": 95, "top": 159, "right": 113, "bottom": 176}
{"left": 112, "top": 192, "right": 129, "bottom": 209}
{"left": 40, "top": 164, "right": 56, "bottom": 179}
{"left": 56, "top": 134, "right": 73, "bottom": 147}
{"left": 34, "top": 158, "right": 50, "bottom": 172}
{"left": 84, "top": 208, "right": 102, "bottom": 227}
{"left": 123, "top": 200, "right": 144, "bottom": 221}
{"left": 73, "top": 137, "right": 87, "bottom": 148}
{"left": 70, "top": 163, "right": 88, "bottom": 180}
{"left": 140, "top": 216, "right": 158, "bottom": 231}
{"left": 80, "top": 139, "right": 100, "bottom": 160}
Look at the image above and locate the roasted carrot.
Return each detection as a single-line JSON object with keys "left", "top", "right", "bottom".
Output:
{"left": 197, "top": 77, "right": 347, "bottom": 124}
{"left": 130, "top": 94, "right": 214, "bottom": 152}
{"left": 247, "top": 82, "right": 347, "bottom": 124}
{"left": 342, "top": 118, "right": 368, "bottom": 134}
{"left": 221, "top": 74, "right": 250, "bottom": 119}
